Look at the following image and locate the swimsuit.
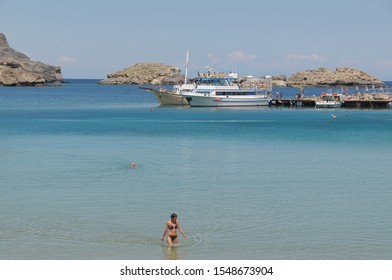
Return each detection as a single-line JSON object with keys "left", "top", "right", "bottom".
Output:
{"left": 168, "top": 224, "right": 178, "bottom": 230}
{"left": 169, "top": 235, "right": 177, "bottom": 241}
{"left": 168, "top": 222, "right": 178, "bottom": 241}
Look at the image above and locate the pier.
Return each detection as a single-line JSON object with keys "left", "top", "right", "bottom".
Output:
{"left": 271, "top": 98, "right": 391, "bottom": 108}
{"left": 271, "top": 98, "right": 315, "bottom": 107}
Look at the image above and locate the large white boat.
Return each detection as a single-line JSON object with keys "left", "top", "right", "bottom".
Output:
{"left": 315, "top": 92, "right": 344, "bottom": 108}
{"left": 141, "top": 52, "right": 272, "bottom": 107}
{"left": 142, "top": 71, "right": 271, "bottom": 107}
{"left": 181, "top": 74, "right": 272, "bottom": 107}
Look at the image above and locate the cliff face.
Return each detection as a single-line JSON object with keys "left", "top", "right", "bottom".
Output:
{"left": 0, "top": 33, "right": 63, "bottom": 86}
{"left": 99, "top": 63, "right": 184, "bottom": 85}
{"left": 287, "top": 67, "right": 385, "bottom": 87}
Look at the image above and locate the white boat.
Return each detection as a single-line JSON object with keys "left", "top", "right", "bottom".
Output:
{"left": 142, "top": 72, "right": 271, "bottom": 107}
{"left": 181, "top": 71, "right": 272, "bottom": 107}
{"left": 315, "top": 92, "right": 344, "bottom": 108}
{"left": 141, "top": 52, "right": 272, "bottom": 107}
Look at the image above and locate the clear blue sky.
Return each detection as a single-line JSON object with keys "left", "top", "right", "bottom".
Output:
{"left": 1, "top": 0, "right": 392, "bottom": 79}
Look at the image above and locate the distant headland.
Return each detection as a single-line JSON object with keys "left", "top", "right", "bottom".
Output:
{"left": 100, "top": 63, "right": 386, "bottom": 88}
{"left": 0, "top": 33, "right": 63, "bottom": 86}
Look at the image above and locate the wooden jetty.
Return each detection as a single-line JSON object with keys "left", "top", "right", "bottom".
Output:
{"left": 271, "top": 98, "right": 391, "bottom": 108}
{"left": 272, "top": 98, "right": 315, "bottom": 107}
{"left": 342, "top": 99, "right": 391, "bottom": 108}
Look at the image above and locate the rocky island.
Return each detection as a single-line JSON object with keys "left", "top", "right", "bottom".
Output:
{"left": 0, "top": 33, "right": 63, "bottom": 86}
{"left": 100, "top": 63, "right": 385, "bottom": 88}
{"left": 286, "top": 67, "right": 385, "bottom": 87}
{"left": 99, "top": 63, "right": 184, "bottom": 85}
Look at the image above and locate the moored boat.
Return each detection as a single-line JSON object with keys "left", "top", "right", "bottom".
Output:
{"left": 183, "top": 88, "right": 271, "bottom": 107}
{"left": 141, "top": 72, "right": 272, "bottom": 107}
{"left": 315, "top": 92, "right": 343, "bottom": 108}
{"left": 181, "top": 73, "right": 272, "bottom": 107}
{"left": 141, "top": 52, "right": 272, "bottom": 107}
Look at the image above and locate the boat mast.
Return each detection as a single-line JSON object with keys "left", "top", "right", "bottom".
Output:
{"left": 184, "top": 50, "right": 189, "bottom": 84}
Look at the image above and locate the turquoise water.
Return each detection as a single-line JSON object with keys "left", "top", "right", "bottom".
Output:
{"left": 1, "top": 80, "right": 392, "bottom": 260}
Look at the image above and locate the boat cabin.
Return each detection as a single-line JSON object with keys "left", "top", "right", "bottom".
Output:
{"left": 196, "top": 77, "right": 233, "bottom": 86}
{"left": 320, "top": 92, "right": 342, "bottom": 102}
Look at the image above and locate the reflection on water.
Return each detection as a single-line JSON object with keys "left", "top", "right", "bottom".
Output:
{"left": 161, "top": 239, "right": 192, "bottom": 260}
{"left": 162, "top": 245, "right": 178, "bottom": 260}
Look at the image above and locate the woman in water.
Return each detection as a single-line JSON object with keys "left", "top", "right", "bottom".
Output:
{"left": 161, "top": 213, "right": 188, "bottom": 246}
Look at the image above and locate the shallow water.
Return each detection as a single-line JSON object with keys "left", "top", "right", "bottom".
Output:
{"left": 1, "top": 81, "right": 391, "bottom": 259}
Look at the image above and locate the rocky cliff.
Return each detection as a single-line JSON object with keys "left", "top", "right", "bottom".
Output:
{"left": 99, "top": 63, "right": 184, "bottom": 85}
{"left": 271, "top": 75, "right": 288, "bottom": 87}
{"left": 0, "top": 33, "right": 63, "bottom": 86}
{"left": 287, "top": 67, "right": 385, "bottom": 87}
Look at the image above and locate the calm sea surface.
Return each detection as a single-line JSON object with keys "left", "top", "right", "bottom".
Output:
{"left": 1, "top": 80, "right": 391, "bottom": 260}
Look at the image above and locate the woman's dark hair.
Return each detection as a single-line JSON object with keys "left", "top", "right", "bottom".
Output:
{"left": 171, "top": 213, "right": 177, "bottom": 219}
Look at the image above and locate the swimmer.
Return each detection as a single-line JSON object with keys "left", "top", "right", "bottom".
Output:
{"left": 331, "top": 115, "right": 337, "bottom": 119}
{"left": 161, "top": 213, "right": 188, "bottom": 246}
{"left": 130, "top": 162, "right": 137, "bottom": 168}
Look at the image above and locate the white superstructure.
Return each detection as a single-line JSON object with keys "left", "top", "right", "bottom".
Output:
{"left": 181, "top": 72, "right": 272, "bottom": 107}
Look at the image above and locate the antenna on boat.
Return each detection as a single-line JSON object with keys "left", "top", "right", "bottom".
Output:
{"left": 184, "top": 50, "right": 189, "bottom": 84}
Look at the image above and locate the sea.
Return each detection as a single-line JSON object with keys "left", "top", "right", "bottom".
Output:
{"left": 1, "top": 80, "right": 391, "bottom": 260}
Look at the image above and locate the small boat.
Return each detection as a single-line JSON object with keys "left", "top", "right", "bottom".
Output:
{"left": 315, "top": 92, "right": 344, "bottom": 108}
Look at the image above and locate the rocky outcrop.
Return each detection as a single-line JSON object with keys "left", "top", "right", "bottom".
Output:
{"left": 99, "top": 63, "right": 184, "bottom": 85}
{"left": 287, "top": 67, "right": 385, "bottom": 87}
{"left": 0, "top": 33, "right": 63, "bottom": 86}
{"left": 271, "top": 75, "right": 288, "bottom": 87}
{"left": 345, "top": 93, "right": 392, "bottom": 101}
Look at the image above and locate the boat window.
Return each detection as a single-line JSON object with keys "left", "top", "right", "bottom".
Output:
{"left": 197, "top": 78, "right": 231, "bottom": 86}
{"left": 215, "top": 90, "right": 257, "bottom": 96}
{"left": 218, "top": 79, "right": 228, "bottom": 86}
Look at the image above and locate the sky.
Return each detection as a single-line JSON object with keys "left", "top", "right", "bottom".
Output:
{"left": 1, "top": 0, "right": 392, "bottom": 79}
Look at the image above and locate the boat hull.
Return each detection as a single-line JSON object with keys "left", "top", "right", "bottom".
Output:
{"left": 315, "top": 101, "right": 342, "bottom": 108}
{"left": 144, "top": 88, "right": 189, "bottom": 106}
{"left": 185, "top": 95, "right": 271, "bottom": 107}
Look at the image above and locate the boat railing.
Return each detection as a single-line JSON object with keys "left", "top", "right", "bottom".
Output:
{"left": 370, "top": 88, "right": 391, "bottom": 94}
{"left": 197, "top": 72, "right": 232, "bottom": 78}
{"left": 347, "top": 87, "right": 391, "bottom": 95}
